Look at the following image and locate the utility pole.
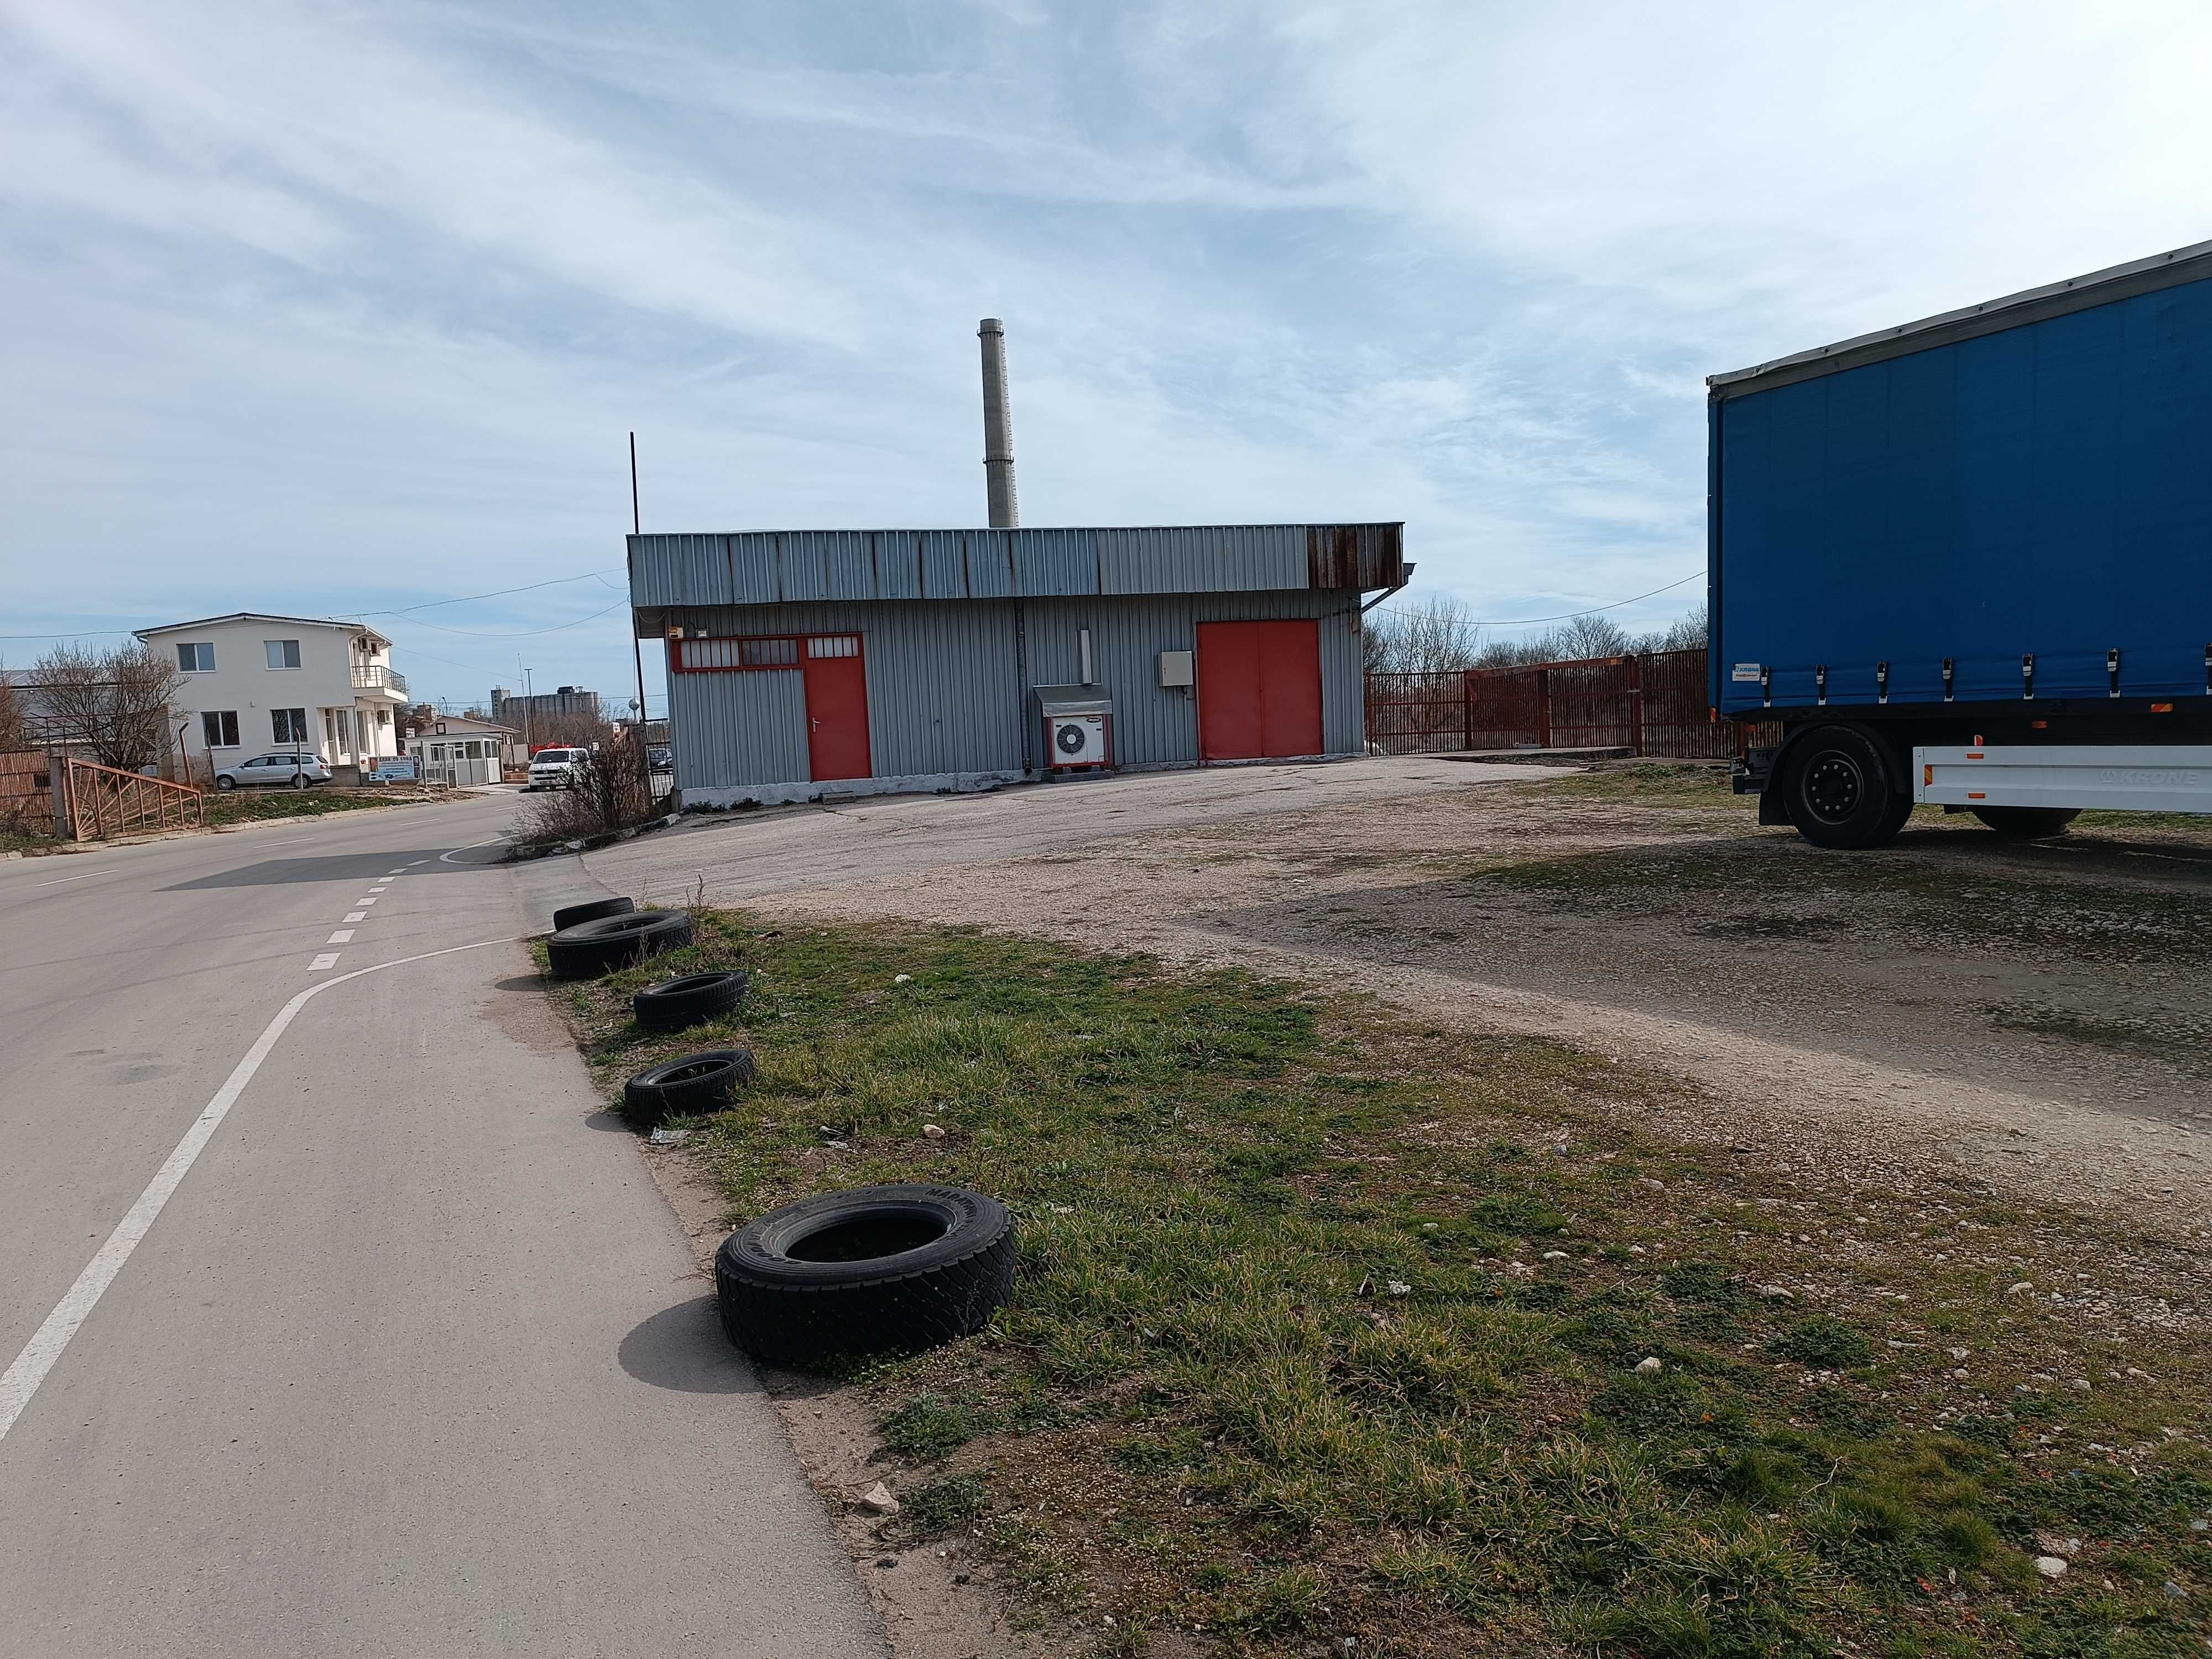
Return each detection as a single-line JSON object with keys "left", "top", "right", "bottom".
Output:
{"left": 628, "top": 431, "right": 649, "bottom": 742}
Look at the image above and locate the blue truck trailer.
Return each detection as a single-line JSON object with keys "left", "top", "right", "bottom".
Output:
{"left": 1710, "top": 237, "right": 2212, "bottom": 847}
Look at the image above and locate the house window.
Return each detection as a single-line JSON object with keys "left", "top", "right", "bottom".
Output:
{"left": 176, "top": 643, "right": 216, "bottom": 673}
{"left": 201, "top": 710, "right": 240, "bottom": 748}
{"left": 272, "top": 708, "right": 309, "bottom": 743}
{"left": 265, "top": 639, "right": 301, "bottom": 670}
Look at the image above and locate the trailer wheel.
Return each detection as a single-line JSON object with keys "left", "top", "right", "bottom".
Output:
{"left": 1780, "top": 726, "right": 1905, "bottom": 850}
{"left": 1971, "top": 806, "right": 2080, "bottom": 840}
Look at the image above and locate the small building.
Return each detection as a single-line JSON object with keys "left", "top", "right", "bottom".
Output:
{"left": 134, "top": 612, "right": 408, "bottom": 784}
{"left": 628, "top": 523, "right": 1408, "bottom": 807}
{"left": 403, "top": 713, "right": 521, "bottom": 786}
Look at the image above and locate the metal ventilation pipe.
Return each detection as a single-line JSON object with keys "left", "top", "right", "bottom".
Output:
{"left": 978, "top": 317, "right": 1019, "bottom": 529}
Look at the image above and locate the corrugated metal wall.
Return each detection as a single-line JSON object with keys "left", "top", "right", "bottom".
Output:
{"left": 666, "top": 589, "right": 1366, "bottom": 787}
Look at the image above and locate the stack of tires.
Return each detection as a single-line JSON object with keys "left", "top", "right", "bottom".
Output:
{"left": 546, "top": 899, "right": 693, "bottom": 979}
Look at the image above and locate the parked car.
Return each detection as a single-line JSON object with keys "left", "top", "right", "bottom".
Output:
{"left": 647, "top": 746, "right": 672, "bottom": 774}
{"left": 525, "top": 747, "right": 587, "bottom": 790}
{"left": 213, "top": 752, "right": 331, "bottom": 791}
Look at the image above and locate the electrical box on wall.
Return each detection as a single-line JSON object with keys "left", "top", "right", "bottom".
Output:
{"left": 1157, "top": 650, "right": 1194, "bottom": 688}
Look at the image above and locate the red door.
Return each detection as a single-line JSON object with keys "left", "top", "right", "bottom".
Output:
{"left": 1196, "top": 620, "right": 1323, "bottom": 761}
{"left": 802, "top": 635, "right": 872, "bottom": 781}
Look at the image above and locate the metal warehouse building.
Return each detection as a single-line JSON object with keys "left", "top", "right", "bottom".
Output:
{"left": 628, "top": 522, "right": 1408, "bottom": 806}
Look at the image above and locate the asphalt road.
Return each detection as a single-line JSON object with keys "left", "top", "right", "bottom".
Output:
{"left": 0, "top": 796, "right": 882, "bottom": 1658}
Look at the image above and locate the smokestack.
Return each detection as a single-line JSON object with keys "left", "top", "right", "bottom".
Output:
{"left": 978, "top": 317, "right": 1019, "bottom": 529}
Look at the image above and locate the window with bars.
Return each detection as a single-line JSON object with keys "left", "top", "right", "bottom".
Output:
{"left": 807, "top": 635, "right": 860, "bottom": 659}
{"left": 672, "top": 635, "right": 803, "bottom": 671}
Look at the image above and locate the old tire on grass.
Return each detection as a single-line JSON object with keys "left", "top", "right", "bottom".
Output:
{"left": 1971, "top": 806, "right": 2081, "bottom": 840}
{"left": 621, "top": 1048, "right": 755, "bottom": 1130}
{"left": 634, "top": 969, "right": 748, "bottom": 1032}
{"left": 552, "top": 894, "right": 635, "bottom": 932}
{"left": 714, "top": 1185, "right": 1016, "bottom": 1369}
{"left": 545, "top": 909, "right": 691, "bottom": 979}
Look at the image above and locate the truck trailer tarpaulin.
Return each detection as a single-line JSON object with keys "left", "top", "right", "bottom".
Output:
{"left": 1708, "top": 237, "right": 2212, "bottom": 847}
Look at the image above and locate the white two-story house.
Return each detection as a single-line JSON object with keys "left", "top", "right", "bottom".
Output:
{"left": 134, "top": 613, "right": 409, "bottom": 782}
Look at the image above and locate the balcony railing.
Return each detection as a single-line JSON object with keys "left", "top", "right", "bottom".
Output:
{"left": 352, "top": 664, "right": 408, "bottom": 696}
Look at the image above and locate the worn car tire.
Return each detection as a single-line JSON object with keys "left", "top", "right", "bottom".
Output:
{"left": 1971, "top": 806, "right": 2080, "bottom": 840}
{"left": 634, "top": 969, "right": 748, "bottom": 1032}
{"left": 621, "top": 1047, "right": 755, "bottom": 1130}
{"left": 545, "top": 909, "right": 692, "bottom": 979}
{"left": 551, "top": 894, "right": 635, "bottom": 932}
{"left": 1781, "top": 726, "right": 1905, "bottom": 851}
{"left": 714, "top": 1185, "right": 1016, "bottom": 1369}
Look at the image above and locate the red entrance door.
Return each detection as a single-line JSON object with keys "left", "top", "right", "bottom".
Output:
{"left": 1196, "top": 620, "right": 1324, "bottom": 761}
{"left": 802, "top": 635, "right": 872, "bottom": 781}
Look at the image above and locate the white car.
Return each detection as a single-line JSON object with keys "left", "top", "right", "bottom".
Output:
{"left": 525, "top": 748, "right": 587, "bottom": 790}
{"left": 213, "top": 752, "right": 332, "bottom": 791}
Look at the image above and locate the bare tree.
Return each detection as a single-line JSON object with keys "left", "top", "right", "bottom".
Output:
{"left": 31, "top": 643, "right": 180, "bottom": 770}
{"left": 515, "top": 723, "right": 664, "bottom": 845}
{"left": 0, "top": 662, "right": 27, "bottom": 754}
{"left": 1363, "top": 593, "right": 1485, "bottom": 676}
{"left": 1633, "top": 603, "right": 1708, "bottom": 654}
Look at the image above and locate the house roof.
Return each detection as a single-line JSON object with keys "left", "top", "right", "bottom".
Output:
{"left": 404, "top": 714, "right": 516, "bottom": 736}
{"left": 134, "top": 612, "right": 394, "bottom": 651}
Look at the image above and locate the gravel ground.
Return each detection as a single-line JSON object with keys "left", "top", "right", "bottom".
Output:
{"left": 580, "top": 758, "right": 2211, "bottom": 1233}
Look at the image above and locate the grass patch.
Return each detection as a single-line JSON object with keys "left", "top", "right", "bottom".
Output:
{"left": 558, "top": 912, "right": 2212, "bottom": 1657}
{"left": 204, "top": 787, "right": 437, "bottom": 827}
{"left": 1533, "top": 763, "right": 1750, "bottom": 806}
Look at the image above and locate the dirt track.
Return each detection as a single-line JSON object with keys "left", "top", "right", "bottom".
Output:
{"left": 578, "top": 758, "right": 2211, "bottom": 1232}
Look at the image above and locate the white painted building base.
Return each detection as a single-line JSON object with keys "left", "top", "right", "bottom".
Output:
{"left": 680, "top": 769, "right": 1029, "bottom": 809}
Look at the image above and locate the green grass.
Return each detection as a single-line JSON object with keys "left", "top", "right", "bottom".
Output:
{"left": 558, "top": 914, "right": 2212, "bottom": 1658}
{"left": 204, "top": 787, "right": 436, "bottom": 827}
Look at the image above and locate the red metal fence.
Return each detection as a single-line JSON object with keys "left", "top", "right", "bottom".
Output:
{"left": 1366, "top": 647, "right": 1775, "bottom": 759}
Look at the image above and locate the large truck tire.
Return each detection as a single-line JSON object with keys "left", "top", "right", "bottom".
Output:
{"left": 714, "top": 1185, "right": 1016, "bottom": 1369}
{"left": 633, "top": 970, "right": 748, "bottom": 1032}
{"left": 1779, "top": 726, "right": 1907, "bottom": 850}
{"left": 545, "top": 909, "right": 691, "bottom": 979}
{"left": 622, "top": 1048, "right": 754, "bottom": 1129}
{"left": 552, "top": 894, "right": 634, "bottom": 932}
{"left": 1972, "top": 806, "right": 2081, "bottom": 839}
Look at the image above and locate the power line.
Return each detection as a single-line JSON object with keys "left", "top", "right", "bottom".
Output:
{"left": 357, "top": 570, "right": 619, "bottom": 618}
{"left": 381, "top": 600, "right": 632, "bottom": 639}
{"left": 1374, "top": 570, "right": 1702, "bottom": 630}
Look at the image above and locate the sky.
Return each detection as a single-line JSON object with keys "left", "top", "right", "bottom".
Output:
{"left": 4, "top": 1, "right": 2210, "bottom": 713}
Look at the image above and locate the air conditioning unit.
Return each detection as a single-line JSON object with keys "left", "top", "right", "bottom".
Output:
{"left": 1032, "top": 685, "right": 1113, "bottom": 773}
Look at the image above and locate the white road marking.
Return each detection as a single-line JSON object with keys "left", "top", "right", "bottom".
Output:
{"left": 33, "top": 872, "right": 102, "bottom": 887}
{"left": 262, "top": 838, "right": 312, "bottom": 847}
{"left": 438, "top": 841, "right": 501, "bottom": 864}
{"left": 355, "top": 896, "right": 377, "bottom": 905}
{"left": 327, "top": 930, "right": 354, "bottom": 944}
{"left": 0, "top": 936, "right": 515, "bottom": 1443}
{"left": 387, "top": 869, "right": 405, "bottom": 875}
{"left": 309, "top": 952, "right": 341, "bottom": 971}
{"left": 406, "top": 859, "right": 429, "bottom": 867}
{"left": 343, "top": 911, "right": 367, "bottom": 922}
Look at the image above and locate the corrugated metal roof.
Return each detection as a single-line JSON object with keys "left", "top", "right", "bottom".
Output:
{"left": 629, "top": 524, "right": 1404, "bottom": 611}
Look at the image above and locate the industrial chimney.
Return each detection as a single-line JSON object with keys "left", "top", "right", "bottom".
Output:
{"left": 978, "top": 317, "right": 1019, "bottom": 529}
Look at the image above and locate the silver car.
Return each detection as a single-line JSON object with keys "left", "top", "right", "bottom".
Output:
{"left": 213, "top": 752, "right": 332, "bottom": 791}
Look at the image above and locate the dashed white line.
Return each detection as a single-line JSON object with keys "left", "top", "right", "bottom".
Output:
{"left": 355, "top": 897, "right": 377, "bottom": 905}
{"left": 327, "top": 930, "right": 355, "bottom": 944}
{"left": 406, "top": 859, "right": 430, "bottom": 867}
{"left": 343, "top": 911, "right": 367, "bottom": 922}
{"left": 0, "top": 936, "right": 517, "bottom": 1445}
{"left": 33, "top": 872, "right": 102, "bottom": 888}
{"left": 308, "top": 952, "right": 341, "bottom": 971}
{"left": 386, "top": 869, "right": 405, "bottom": 875}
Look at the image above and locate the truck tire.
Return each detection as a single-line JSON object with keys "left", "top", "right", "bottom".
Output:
{"left": 1971, "top": 806, "right": 2081, "bottom": 839}
{"left": 622, "top": 1047, "right": 754, "bottom": 1129}
{"left": 714, "top": 1185, "right": 1016, "bottom": 1369}
{"left": 545, "top": 909, "right": 691, "bottom": 979}
{"left": 633, "top": 969, "right": 748, "bottom": 1032}
{"left": 552, "top": 894, "right": 635, "bottom": 932}
{"left": 1779, "top": 726, "right": 1906, "bottom": 850}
